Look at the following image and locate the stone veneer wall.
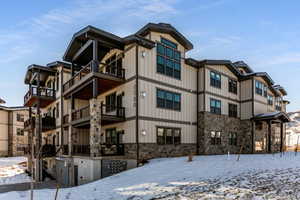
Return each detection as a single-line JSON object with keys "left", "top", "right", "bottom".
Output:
{"left": 90, "top": 98, "right": 102, "bottom": 157}
{"left": 124, "top": 143, "right": 197, "bottom": 161}
{"left": 198, "top": 112, "right": 253, "bottom": 155}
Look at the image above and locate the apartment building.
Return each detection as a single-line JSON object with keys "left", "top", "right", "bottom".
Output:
{"left": 23, "top": 23, "right": 289, "bottom": 185}
{"left": 0, "top": 105, "right": 29, "bottom": 156}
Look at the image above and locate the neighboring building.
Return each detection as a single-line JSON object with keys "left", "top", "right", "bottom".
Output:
{"left": 0, "top": 106, "right": 29, "bottom": 156}
{"left": 286, "top": 111, "right": 300, "bottom": 150}
{"left": 23, "top": 23, "right": 290, "bottom": 185}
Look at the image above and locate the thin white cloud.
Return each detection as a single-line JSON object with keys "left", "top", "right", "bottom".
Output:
{"left": 0, "top": 0, "right": 180, "bottom": 64}
{"left": 255, "top": 52, "right": 300, "bottom": 67}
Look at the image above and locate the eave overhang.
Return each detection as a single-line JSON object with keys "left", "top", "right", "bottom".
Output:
{"left": 136, "top": 23, "right": 193, "bottom": 51}
{"left": 252, "top": 111, "right": 290, "bottom": 123}
{"left": 24, "top": 64, "right": 56, "bottom": 85}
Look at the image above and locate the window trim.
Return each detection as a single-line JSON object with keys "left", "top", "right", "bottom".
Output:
{"left": 228, "top": 78, "right": 237, "bottom": 94}
{"left": 210, "top": 70, "right": 221, "bottom": 88}
{"left": 156, "top": 88, "right": 181, "bottom": 111}
{"left": 156, "top": 126, "right": 181, "bottom": 145}
{"left": 156, "top": 38, "right": 181, "bottom": 80}
{"left": 228, "top": 103, "right": 238, "bottom": 118}
{"left": 210, "top": 98, "right": 221, "bottom": 115}
{"left": 210, "top": 131, "right": 221, "bottom": 145}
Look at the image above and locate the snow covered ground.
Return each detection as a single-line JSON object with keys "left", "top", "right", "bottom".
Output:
{"left": 1, "top": 153, "right": 300, "bottom": 199}
{"left": 0, "top": 157, "right": 30, "bottom": 185}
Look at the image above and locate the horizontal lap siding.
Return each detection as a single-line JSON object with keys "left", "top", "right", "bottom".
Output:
{"left": 139, "top": 80, "right": 197, "bottom": 123}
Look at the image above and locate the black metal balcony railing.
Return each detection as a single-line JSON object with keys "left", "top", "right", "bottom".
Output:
{"left": 41, "top": 144, "right": 56, "bottom": 157}
{"left": 101, "top": 104, "right": 125, "bottom": 119}
{"left": 42, "top": 116, "right": 56, "bottom": 131}
{"left": 72, "top": 105, "right": 90, "bottom": 121}
{"left": 24, "top": 86, "right": 55, "bottom": 104}
{"left": 62, "top": 145, "right": 69, "bottom": 155}
{"left": 24, "top": 117, "right": 35, "bottom": 130}
{"left": 72, "top": 144, "right": 90, "bottom": 155}
{"left": 63, "top": 60, "right": 125, "bottom": 92}
{"left": 276, "top": 105, "right": 282, "bottom": 111}
{"left": 101, "top": 144, "right": 125, "bottom": 156}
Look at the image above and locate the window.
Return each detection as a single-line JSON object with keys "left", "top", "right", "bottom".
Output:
{"left": 106, "top": 128, "right": 118, "bottom": 144}
{"left": 229, "top": 132, "right": 237, "bottom": 146}
{"left": 16, "top": 114, "right": 24, "bottom": 122}
{"left": 267, "top": 95, "right": 273, "bottom": 106}
{"left": 263, "top": 85, "right": 268, "bottom": 97}
{"left": 17, "top": 128, "right": 24, "bottom": 136}
{"left": 157, "top": 89, "right": 181, "bottom": 111}
{"left": 210, "top": 131, "right": 221, "bottom": 145}
{"left": 228, "top": 79, "right": 237, "bottom": 94}
{"left": 157, "top": 127, "right": 181, "bottom": 145}
{"left": 210, "top": 71, "right": 221, "bottom": 88}
{"left": 106, "top": 92, "right": 116, "bottom": 112}
{"left": 210, "top": 99, "right": 221, "bottom": 114}
{"left": 228, "top": 103, "right": 238, "bottom": 118}
{"left": 255, "top": 80, "right": 266, "bottom": 96}
{"left": 156, "top": 38, "right": 181, "bottom": 80}
{"left": 56, "top": 103, "right": 59, "bottom": 118}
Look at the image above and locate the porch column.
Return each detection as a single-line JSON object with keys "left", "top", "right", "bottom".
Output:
{"left": 89, "top": 98, "right": 102, "bottom": 157}
{"left": 35, "top": 70, "right": 43, "bottom": 182}
{"left": 69, "top": 95, "right": 75, "bottom": 156}
{"left": 280, "top": 122, "right": 284, "bottom": 152}
{"left": 268, "top": 120, "right": 272, "bottom": 153}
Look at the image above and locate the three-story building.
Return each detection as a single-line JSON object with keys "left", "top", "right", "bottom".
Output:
{"left": 24, "top": 23, "right": 289, "bottom": 185}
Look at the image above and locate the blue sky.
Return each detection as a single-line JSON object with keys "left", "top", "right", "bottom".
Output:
{"left": 0, "top": 0, "right": 299, "bottom": 111}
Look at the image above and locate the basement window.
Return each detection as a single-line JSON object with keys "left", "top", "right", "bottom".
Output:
{"left": 210, "top": 131, "right": 221, "bottom": 145}
{"left": 157, "top": 127, "right": 181, "bottom": 145}
{"left": 229, "top": 132, "right": 237, "bottom": 146}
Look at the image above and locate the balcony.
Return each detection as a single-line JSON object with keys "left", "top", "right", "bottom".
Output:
{"left": 101, "top": 104, "right": 125, "bottom": 125}
{"left": 70, "top": 104, "right": 125, "bottom": 127}
{"left": 70, "top": 144, "right": 125, "bottom": 157}
{"left": 24, "top": 118, "right": 35, "bottom": 131}
{"left": 41, "top": 144, "right": 57, "bottom": 157}
{"left": 42, "top": 116, "right": 56, "bottom": 131}
{"left": 101, "top": 144, "right": 125, "bottom": 156}
{"left": 24, "top": 86, "right": 56, "bottom": 108}
{"left": 63, "top": 60, "right": 125, "bottom": 99}
{"left": 23, "top": 116, "right": 56, "bottom": 132}
{"left": 71, "top": 105, "right": 90, "bottom": 127}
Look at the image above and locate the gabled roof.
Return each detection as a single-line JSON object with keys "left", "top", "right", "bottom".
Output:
{"left": 199, "top": 59, "right": 243, "bottom": 78}
{"left": 0, "top": 98, "right": 5, "bottom": 104}
{"left": 233, "top": 61, "right": 254, "bottom": 73}
{"left": 241, "top": 72, "right": 274, "bottom": 85}
{"left": 252, "top": 111, "right": 290, "bottom": 123}
{"left": 47, "top": 61, "right": 71, "bottom": 69}
{"left": 63, "top": 25, "right": 156, "bottom": 62}
{"left": 24, "top": 64, "right": 56, "bottom": 85}
{"left": 136, "top": 23, "right": 193, "bottom": 51}
{"left": 273, "top": 85, "right": 287, "bottom": 96}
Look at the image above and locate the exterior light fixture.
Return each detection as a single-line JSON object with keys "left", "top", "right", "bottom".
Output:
{"left": 140, "top": 91, "right": 147, "bottom": 98}
{"left": 141, "top": 51, "right": 146, "bottom": 57}
{"left": 141, "top": 130, "right": 147, "bottom": 136}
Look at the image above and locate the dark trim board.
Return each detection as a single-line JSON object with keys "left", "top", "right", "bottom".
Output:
{"left": 139, "top": 76, "right": 197, "bottom": 94}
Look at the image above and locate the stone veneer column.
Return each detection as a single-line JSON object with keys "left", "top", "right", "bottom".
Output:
{"left": 89, "top": 98, "right": 102, "bottom": 157}
{"left": 34, "top": 114, "right": 42, "bottom": 182}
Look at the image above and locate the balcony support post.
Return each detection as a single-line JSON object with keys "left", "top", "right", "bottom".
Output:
{"left": 89, "top": 98, "right": 102, "bottom": 157}
{"left": 280, "top": 122, "right": 284, "bottom": 152}
{"left": 92, "top": 40, "right": 98, "bottom": 73}
{"left": 268, "top": 120, "right": 272, "bottom": 153}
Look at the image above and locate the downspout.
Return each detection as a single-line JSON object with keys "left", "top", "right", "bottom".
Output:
{"left": 251, "top": 78, "right": 255, "bottom": 153}
{"left": 135, "top": 45, "right": 139, "bottom": 165}
{"left": 196, "top": 65, "right": 199, "bottom": 155}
